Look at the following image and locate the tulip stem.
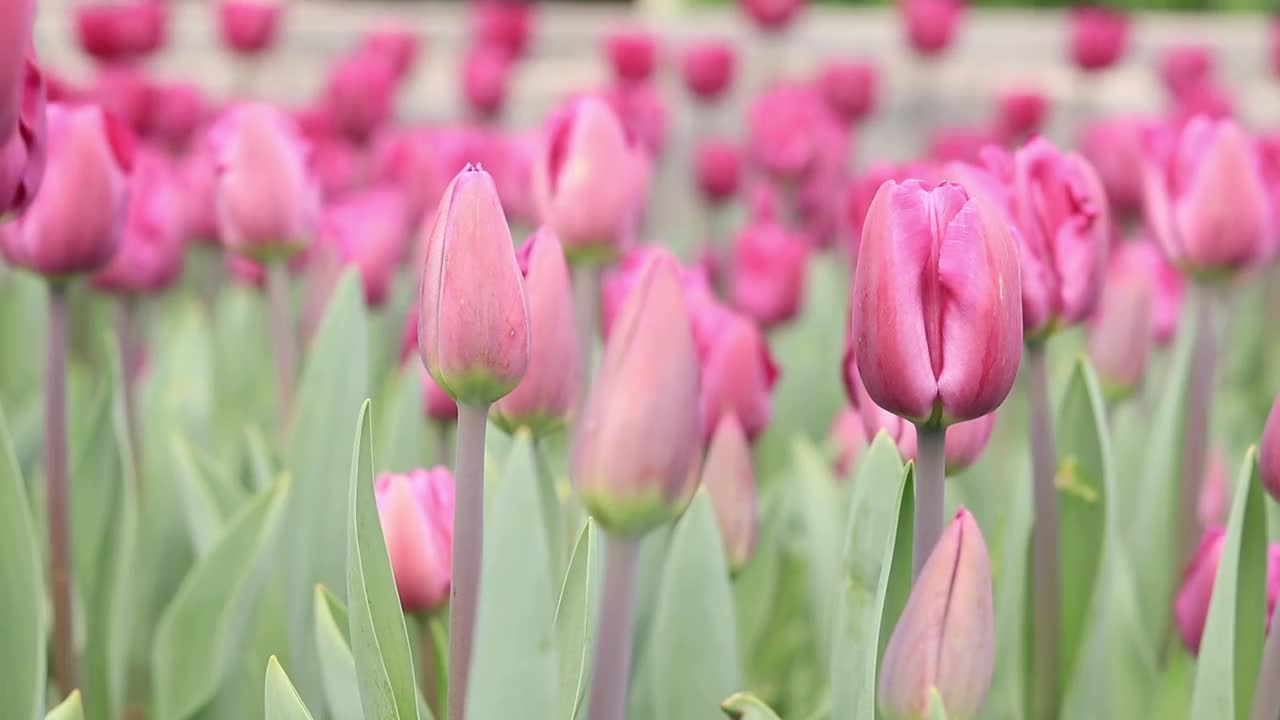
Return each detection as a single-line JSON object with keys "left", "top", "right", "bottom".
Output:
{"left": 419, "top": 612, "right": 443, "bottom": 720}
{"left": 572, "top": 262, "right": 601, "bottom": 407}
{"left": 586, "top": 536, "right": 641, "bottom": 720}
{"left": 532, "top": 438, "right": 563, "bottom": 576}
{"left": 432, "top": 421, "right": 451, "bottom": 468}
{"left": 1251, "top": 611, "right": 1280, "bottom": 720}
{"left": 1175, "top": 288, "right": 1218, "bottom": 615}
{"left": 115, "top": 298, "right": 143, "bottom": 498}
{"left": 45, "top": 282, "right": 77, "bottom": 698}
{"left": 267, "top": 262, "right": 297, "bottom": 436}
{"left": 1026, "top": 342, "right": 1061, "bottom": 720}
{"left": 448, "top": 403, "right": 489, "bottom": 720}
{"left": 913, "top": 424, "right": 946, "bottom": 579}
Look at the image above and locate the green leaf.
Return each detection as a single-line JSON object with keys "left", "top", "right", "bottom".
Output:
{"left": 1190, "top": 447, "right": 1268, "bottom": 720}
{"left": 721, "top": 691, "right": 783, "bottom": 719}
{"left": 345, "top": 400, "right": 421, "bottom": 720}
{"left": 875, "top": 463, "right": 916, "bottom": 717}
{"left": 313, "top": 585, "right": 364, "bottom": 720}
{"left": 0, "top": 405, "right": 43, "bottom": 720}
{"left": 554, "top": 520, "right": 604, "bottom": 720}
{"left": 651, "top": 491, "right": 742, "bottom": 719}
{"left": 44, "top": 692, "right": 84, "bottom": 720}
{"left": 733, "top": 493, "right": 781, "bottom": 660}
{"left": 151, "top": 476, "right": 292, "bottom": 720}
{"left": 467, "top": 430, "right": 560, "bottom": 719}
{"left": 927, "top": 689, "right": 949, "bottom": 720}
{"left": 171, "top": 432, "right": 229, "bottom": 555}
{"left": 265, "top": 657, "right": 316, "bottom": 720}
{"left": 284, "top": 271, "right": 371, "bottom": 701}
{"left": 790, "top": 437, "right": 847, "bottom": 662}
{"left": 829, "top": 433, "right": 907, "bottom": 719}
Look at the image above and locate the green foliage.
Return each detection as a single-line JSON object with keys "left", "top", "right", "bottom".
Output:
{"left": 0, "top": 405, "right": 43, "bottom": 720}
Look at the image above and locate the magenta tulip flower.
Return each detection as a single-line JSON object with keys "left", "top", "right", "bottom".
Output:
{"left": 729, "top": 219, "right": 810, "bottom": 329}
{"left": 1159, "top": 45, "right": 1215, "bottom": 101}
{"left": 375, "top": 468, "right": 455, "bottom": 614}
{"left": 75, "top": 0, "right": 168, "bottom": 63}
{"left": 1078, "top": 114, "right": 1157, "bottom": 217}
{"left": 702, "top": 414, "right": 759, "bottom": 573}
{"left": 359, "top": 28, "right": 420, "bottom": 82}
{"left": 738, "top": 0, "right": 805, "bottom": 33}
{"left": 680, "top": 41, "right": 735, "bottom": 102}
{"left": 323, "top": 49, "right": 398, "bottom": 143}
{"left": 0, "top": 0, "right": 34, "bottom": 143}
{"left": 747, "top": 83, "right": 839, "bottom": 183}
{"left": 817, "top": 61, "right": 878, "bottom": 128}
{"left": 461, "top": 43, "right": 512, "bottom": 120}
{"left": 217, "top": 0, "right": 281, "bottom": 56}
{"left": 692, "top": 301, "right": 778, "bottom": 444}
{"left": 0, "top": 57, "right": 46, "bottom": 220}
{"left": 694, "top": 139, "right": 742, "bottom": 207}
{"left": 604, "top": 29, "right": 659, "bottom": 86}
{"left": 319, "top": 187, "right": 409, "bottom": 307}
{"left": 470, "top": 0, "right": 533, "bottom": 60}
{"left": 994, "top": 88, "right": 1048, "bottom": 145}
{"left": 92, "top": 148, "right": 186, "bottom": 294}
{"left": 1261, "top": 392, "right": 1280, "bottom": 504}
{"left": 1069, "top": 5, "right": 1129, "bottom": 73}
{"left": 899, "top": 0, "right": 962, "bottom": 58}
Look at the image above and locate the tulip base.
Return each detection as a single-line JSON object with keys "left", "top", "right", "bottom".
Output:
{"left": 913, "top": 424, "right": 946, "bottom": 579}
{"left": 45, "top": 282, "right": 78, "bottom": 697}
{"left": 1026, "top": 342, "right": 1061, "bottom": 720}
{"left": 586, "top": 536, "right": 641, "bottom": 720}
{"left": 447, "top": 403, "right": 490, "bottom": 720}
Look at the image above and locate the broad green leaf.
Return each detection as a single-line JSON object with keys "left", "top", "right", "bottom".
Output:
{"left": 927, "top": 689, "right": 949, "bottom": 720}
{"left": 285, "top": 271, "right": 371, "bottom": 701}
{"left": 213, "top": 285, "right": 274, "bottom": 456}
{"left": 874, "top": 464, "right": 916, "bottom": 720}
{"left": 171, "top": 433, "right": 228, "bottom": 555}
{"left": 554, "top": 520, "right": 604, "bottom": 720}
{"left": 467, "top": 431, "right": 560, "bottom": 719}
{"left": 44, "top": 692, "right": 84, "bottom": 720}
{"left": 151, "top": 477, "right": 291, "bottom": 720}
{"left": 0, "top": 405, "right": 43, "bottom": 720}
{"left": 651, "top": 491, "right": 742, "bottom": 719}
{"left": 313, "top": 585, "right": 363, "bottom": 720}
{"left": 1190, "top": 447, "right": 1268, "bottom": 720}
{"left": 346, "top": 400, "right": 421, "bottom": 720}
{"left": 0, "top": 274, "right": 45, "bottom": 413}
{"left": 733, "top": 492, "right": 781, "bottom": 660}
{"left": 829, "top": 433, "right": 907, "bottom": 719}
{"left": 265, "top": 657, "right": 316, "bottom": 720}
{"left": 790, "top": 437, "right": 847, "bottom": 661}
{"left": 244, "top": 425, "right": 276, "bottom": 493}
{"left": 721, "top": 691, "right": 783, "bottom": 719}
{"left": 376, "top": 364, "right": 432, "bottom": 474}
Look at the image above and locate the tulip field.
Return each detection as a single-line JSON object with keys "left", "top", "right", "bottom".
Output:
{"left": 6, "top": 1, "right": 1280, "bottom": 720}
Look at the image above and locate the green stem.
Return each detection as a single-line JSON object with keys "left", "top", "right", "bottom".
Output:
{"left": 532, "top": 437, "right": 563, "bottom": 576}
{"left": 572, "top": 262, "right": 600, "bottom": 415}
{"left": 912, "top": 424, "right": 946, "bottom": 579}
{"left": 447, "top": 403, "right": 489, "bottom": 720}
{"left": 267, "top": 262, "right": 297, "bottom": 436}
{"left": 45, "top": 282, "right": 77, "bottom": 698}
{"left": 585, "top": 537, "right": 641, "bottom": 720}
{"left": 1026, "top": 342, "right": 1061, "bottom": 720}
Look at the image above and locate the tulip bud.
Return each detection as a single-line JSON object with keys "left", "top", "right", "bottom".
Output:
{"left": 575, "top": 249, "right": 701, "bottom": 538}
{"left": 1175, "top": 526, "right": 1225, "bottom": 655}
{"left": 360, "top": 29, "right": 419, "bottom": 82}
{"left": 729, "top": 220, "right": 809, "bottom": 329}
{"left": 694, "top": 139, "right": 741, "bottom": 206}
{"left": 851, "top": 179, "right": 1022, "bottom": 426}
{"left": 693, "top": 303, "right": 778, "bottom": 444}
{"left": 879, "top": 508, "right": 994, "bottom": 719}
{"left": 92, "top": 149, "right": 186, "bottom": 294}
{"left": 75, "top": 0, "right": 168, "bottom": 63}
{"left": 470, "top": 0, "right": 532, "bottom": 60}
{"left": 0, "top": 0, "right": 34, "bottom": 144}
{"left": 1261, "top": 392, "right": 1280, "bottom": 504}
{"left": 323, "top": 49, "right": 398, "bottom": 143}
{"left": 3, "top": 103, "right": 131, "bottom": 277}
{"left": 1158, "top": 45, "right": 1214, "bottom": 101}
{"left": 602, "top": 84, "right": 668, "bottom": 159}
{"left": 461, "top": 44, "right": 512, "bottom": 120}
{"left": 817, "top": 61, "right": 878, "bottom": 128}
{"left": 212, "top": 103, "right": 318, "bottom": 262}
{"left": 532, "top": 96, "right": 646, "bottom": 261}
{"left": 1088, "top": 244, "right": 1154, "bottom": 402}
{"left": 0, "top": 57, "right": 46, "bottom": 220}
{"left": 375, "top": 468, "right": 455, "bottom": 614}
{"left": 830, "top": 407, "right": 869, "bottom": 477}
{"left": 492, "top": 229, "right": 579, "bottom": 436}
{"left": 218, "top": 0, "right": 280, "bottom": 56}
{"left": 737, "top": 0, "right": 805, "bottom": 33}
{"left": 702, "top": 414, "right": 758, "bottom": 574}
{"left": 419, "top": 165, "right": 530, "bottom": 406}
{"left": 604, "top": 29, "right": 659, "bottom": 86}
{"left": 1077, "top": 115, "right": 1157, "bottom": 217}
{"left": 899, "top": 0, "right": 962, "bottom": 58}
{"left": 680, "top": 41, "right": 735, "bottom": 102}
{"left": 1142, "top": 116, "right": 1275, "bottom": 277}
{"left": 1069, "top": 5, "right": 1129, "bottom": 73}
{"left": 994, "top": 89, "right": 1047, "bottom": 145}
{"left": 747, "top": 83, "right": 839, "bottom": 183}
{"left": 320, "top": 188, "right": 408, "bottom": 307}
{"left": 943, "top": 414, "right": 997, "bottom": 475}
{"left": 144, "top": 83, "right": 207, "bottom": 151}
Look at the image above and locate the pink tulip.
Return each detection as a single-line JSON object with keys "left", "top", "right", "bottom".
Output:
{"left": 461, "top": 44, "right": 512, "bottom": 120}
{"left": 1198, "top": 448, "right": 1230, "bottom": 530}
{"left": 75, "top": 0, "right": 168, "bottom": 63}
{"left": 3, "top": 103, "right": 131, "bottom": 277}
{"left": 845, "top": 162, "right": 915, "bottom": 259}
{"left": 941, "top": 413, "right": 997, "bottom": 474}
{"left": 323, "top": 49, "right": 398, "bottom": 143}
{"left": 143, "top": 83, "right": 207, "bottom": 150}
{"left": 994, "top": 88, "right": 1048, "bottom": 144}
{"left": 601, "top": 83, "right": 668, "bottom": 158}
{"left": 0, "top": 0, "right": 34, "bottom": 143}
{"left": 729, "top": 219, "right": 809, "bottom": 329}
{"left": 879, "top": 508, "right": 994, "bottom": 718}
{"left": 600, "top": 245, "right": 715, "bottom": 339}
{"left": 843, "top": 350, "right": 918, "bottom": 460}
{"left": 491, "top": 229, "right": 579, "bottom": 436}
{"left": 817, "top": 61, "right": 878, "bottom": 128}
{"left": 899, "top": 0, "right": 962, "bottom": 58}
{"left": 702, "top": 414, "right": 759, "bottom": 573}
{"left": 92, "top": 149, "right": 185, "bottom": 294}
{"left": 747, "top": 83, "right": 840, "bottom": 182}
{"left": 532, "top": 96, "right": 646, "bottom": 260}
{"left": 1087, "top": 241, "right": 1155, "bottom": 401}
{"left": 1078, "top": 114, "right": 1157, "bottom": 217}
{"left": 319, "top": 188, "right": 408, "bottom": 307}
{"left": 0, "top": 58, "right": 46, "bottom": 220}
{"left": 694, "top": 139, "right": 741, "bottom": 206}
{"left": 212, "top": 103, "right": 318, "bottom": 261}
{"left": 418, "top": 166, "right": 530, "bottom": 405}
{"left": 851, "top": 179, "right": 1022, "bottom": 425}
{"left": 830, "top": 407, "right": 869, "bottom": 477}
{"left": 217, "top": 0, "right": 280, "bottom": 56}
{"left": 604, "top": 29, "right": 659, "bottom": 86}
{"left": 375, "top": 468, "right": 455, "bottom": 614}
{"left": 1176, "top": 529, "right": 1280, "bottom": 656}
{"left": 692, "top": 302, "right": 778, "bottom": 444}
{"left": 928, "top": 126, "right": 994, "bottom": 164}
{"left": 310, "top": 135, "right": 369, "bottom": 202}
{"left": 93, "top": 65, "right": 153, "bottom": 136}
{"left": 1159, "top": 45, "right": 1214, "bottom": 101}
{"left": 177, "top": 144, "right": 219, "bottom": 244}
{"left": 737, "top": 0, "right": 805, "bottom": 33}
{"left": 372, "top": 126, "right": 452, "bottom": 224}
{"left": 1142, "top": 116, "right": 1275, "bottom": 276}
{"left": 470, "top": 0, "right": 533, "bottom": 60}
{"left": 680, "top": 41, "right": 735, "bottom": 102}
{"left": 574, "top": 249, "right": 701, "bottom": 537}
{"left": 1171, "top": 83, "right": 1234, "bottom": 127}
{"left": 1262, "top": 392, "right": 1280, "bottom": 504}
{"left": 1069, "top": 5, "right": 1129, "bottom": 73}
{"left": 359, "top": 28, "right": 420, "bottom": 82}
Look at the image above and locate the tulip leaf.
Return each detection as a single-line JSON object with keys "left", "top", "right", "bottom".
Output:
{"left": 734, "top": 491, "right": 782, "bottom": 659}
{"left": 283, "top": 271, "right": 371, "bottom": 701}
{"left": 875, "top": 463, "right": 916, "bottom": 717}
{"left": 213, "top": 285, "right": 274, "bottom": 457}
{"left": 151, "top": 475, "right": 291, "bottom": 720}
{"left": 377, "top": 363, "right": 432, "bottom": 474}
{"left": 651, "top": 490, "right": 742, "bottom": 719}
{"left": 554, "top": 519, "right": 604, "bottom": 720}
{"left": 264, "top": 657, "right": 316, "bottom": 720}
{"left": 171, "top": 432, "right": 230, "bottom": 555}
{"left": 244, "top": 425, "right": 276, "bottom": 493}
{"left": 345, "top": 400, "right": 422, "bottom": 720}
{"left": 829, "top": 432, "right": 907, "bottom": 719}
{"left": 467, "top": 430, "right": 560, "bottom": 719}
{"left": 313, "top": 585, "right": 365, "bottom": 720}
{"left": 44, "top": 692, "right": 84, "bottom": 720}
{"left": 1190, "top": 447, "right": 1267, "bottom": 720}
{"left": 927, "top": 688, "right": 949, "bottom": 720}
{"left": 0, "top": 405, "right": 43, "bottom": 720}
{"left": 720, "top": 691, "right": 783, "bottom": 719}
{"left": 791, "top": 437, "right": 848, "bottom": 661}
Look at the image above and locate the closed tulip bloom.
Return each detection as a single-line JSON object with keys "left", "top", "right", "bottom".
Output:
{"left": 1261, "top": 392, "right": 1280, "bottom": 504}
{"left": 92, "top": 65, "right": 152, "bottom": 136}
{"left": 75, "top": 0, "right": 168, "bottom": 63}
{"left": 0, "top": 0, "right": 34, "bottom": 143}
{"left": 879, "top": 508, "right": 994, "bottom": 719}
{"left": 212, "top": 103, "right": 318, "bottom": 261}
{"left": 605, "top": 29, "right": 659, "bottom": 86}
{"left": 830, "top": 407, "right": 869, "bottom": 477}
{"left": 942, "top": 413, "right": 996, "bottom": 475}
{"left": 1142, "top": 117, "right": 1275, "bottom": 277}
{"left": 899, "top": 0, "right": 962, "bottom": 58}
{"left": 93, "top": 149, "right": 186, "bottom": 294}
{"left": 1087, "top": 258, "right": 1152, "bottom": 403}
{"left": 729, "top": 220, "right": 810, "bottom": 329}
{"left": 601, "top": 83, "right": 668, "bottom": 159}
{"left": 1078, "top": 115, "right": 1157, "bottom": 217}
{"left": 817, "top": 61, "right": 878, "bottom": 128}
{"left": 3, "top": 103, "right": 131, "bottom": 277}
{"left": 575, "top": 249, "right": 701, "bottom": 537}
{"left": 694, "top": 303, "right": 778, "bottom": 443}
{"left": 600, "top": 245, "right": 716, "bottom": 339}
{"left": 994, "top": 88, "right": 1047, "bottom": 145}
{"left": 375, "top": 468, "right": 455, "bottom": 613}
{"left": 1159, "top": 45, "right": 1214, "bottom": 101}
{"left": 738, "top": 0, "right": 805, "bottom": 33}
{"left": 471, "top": 0, "right": 532, "bottom": 60}
{"left": 747, "top": 83, "right": 838, "bottom": 182}
{"left": 461, "top": 44, "right": 512, "bottom": 120}
{"left": 143, "top": 83, "right": 207, "bottom": 151}
{"left": 1069, "top": 5, "right": 1129, "bottom": 73}
{"left": 419, "top": 166, "right": 530, "bottom": 405}
{"left": 218, "top": 0, "right": 280, "bottom": 56}
{"left": 0, "top": 58, "right": 46, "bottom": 220}
{"left": 360, "top": 28, "right": 419, "bottom": 82}
{"left": 851, "top": 179, "right": 1023, "bottom": 426}
{"left": 1009, "top": 138, "right": 1110, "bottom": 339}
{"left": 695, "top": 139, "right": 742, "bottom": 206}
{"left": 702, "top": 414, "right": 758, "bottom": 573}
{"left": 323, "top": 50, "right": 398, "bottom": 143}
{"left": 680, "top": 41, "right": 735, "bottom": 102}
{"left": 532, "top": 96, "right": 645, "bottom": 260}
{"left": 320, "top": 188, "right": 408, "bottom": 307}
{"left": 1175, "top": 526, "right": 1225, "bottom": 655}
{"left": 492, "top": 229, "right": 579, "bottom": 436}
